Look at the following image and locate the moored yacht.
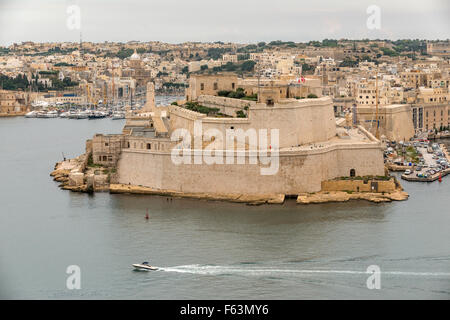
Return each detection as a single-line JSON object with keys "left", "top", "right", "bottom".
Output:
{"left": 111, "top": 111, "right": 126, "bottom": 120}
{"left": 25, "top": 111, "right": 38, "bottom": 118}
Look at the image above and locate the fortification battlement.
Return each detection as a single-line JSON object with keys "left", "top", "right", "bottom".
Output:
{"left": 201, "top": 117, "right": 250, "bottom": 124}
{"left": 197, "top": 95, "right": 256, "bottom": 109}
{"left": 168, "top": 105, "right": 207, "bottom": 120}
{"left": 252, "top": 96, "right": 332, "bottom": 110}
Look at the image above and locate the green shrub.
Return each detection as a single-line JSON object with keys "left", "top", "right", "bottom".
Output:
{"left": 236, "top": 110, "right": 246, "bottom": 118}
{"left": 218, "top": 90, "right": 231, "bottom": 97}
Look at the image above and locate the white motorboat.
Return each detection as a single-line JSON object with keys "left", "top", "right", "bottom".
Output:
{"left": 46, "top": 110, "right": 59, "bottom": 118}
{"left": 25, "top": 111, "right": 38, "bottom": 118}
{"left": 76, "top": 111, "right": 89, "bottom": 119}
{"left": 111, "top": 111, "right": 126, "bottom": 120}
{"left": 68, "top": 110, "right": 89, "bottom": 119}
{"left": 36, "top": 110, "right": 58, "bottom": 118}
{"left": 36, "top": 111, "right": 58, "bottom": 119}
{"left": 88, "top": 111, "right": 107, "bottom": 119}
{"left": 132, "top": 262, "right": 158, "bottom": 271}
{"left": 67, "top": 111, "right": 79, "bottom": 119}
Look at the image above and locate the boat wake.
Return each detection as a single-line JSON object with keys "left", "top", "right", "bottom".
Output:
{"left": 158, "top": 264, "right": 450, "bottom": 277}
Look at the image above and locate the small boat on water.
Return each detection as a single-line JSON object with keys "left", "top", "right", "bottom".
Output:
{"left": 25, "top": 111, "right": 38, "bottom": 118}
{"left": 132, "top": 262, "right": 158, "bottom": 271}
{"left": 68, "top": 110, "right": 89, "bottom": 119}
{"left": 88, "top": 111, "right": 108, "bottom": 119}
{"left": 112, "top": 111, "right": 126, "bottom": 120}
{"left": 36, "top": 110, "right": 59, "bottom": 118}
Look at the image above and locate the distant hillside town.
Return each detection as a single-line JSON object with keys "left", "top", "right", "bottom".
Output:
{"left": 0, "top": 39, "right": 449, "bottom": 138}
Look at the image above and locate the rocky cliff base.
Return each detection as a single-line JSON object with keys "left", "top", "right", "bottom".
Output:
{"left": 297, "top": 190, "right": 408, "bottom": 204}
{"left": 110, "top": 184, "right": 285, "bottom": 205}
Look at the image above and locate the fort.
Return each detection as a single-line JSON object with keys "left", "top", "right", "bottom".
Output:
{"left": 51, "top": 75, "right": 408, "bottom": 204}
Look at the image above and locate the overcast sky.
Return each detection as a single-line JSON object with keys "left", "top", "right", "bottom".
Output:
{"left": 0, "top": 0, "right": 449, "bottom": 45}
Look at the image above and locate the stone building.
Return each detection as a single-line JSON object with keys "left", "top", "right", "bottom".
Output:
{"left": 125, "top": 50, "right": 152, "bottom": 87}
{"left": 356, "top": 104, "right": 415, "bottom": 141}
{"left": 0, "top": 90, "right": 27, "bottom": 115}
{"left": 427, "top": 42, "right": 450, "bottom": 57}
{"left": 186, "top": 74, "right": 239, "bottom": 101}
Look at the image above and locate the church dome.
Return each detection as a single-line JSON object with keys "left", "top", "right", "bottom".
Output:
{"left": 130, "top": 49, "right": 141, "bottom": 60}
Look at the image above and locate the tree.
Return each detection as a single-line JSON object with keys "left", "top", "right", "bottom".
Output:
{"left": 240, "top": 60, "right": 256, "bottom": 72}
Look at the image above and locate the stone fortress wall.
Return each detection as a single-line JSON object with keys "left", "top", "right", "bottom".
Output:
{"left": 111, "top": 95, "right": 385, "bottom": 195}
{"left": 116, "top": 139, "right": 384, "bottom": 194}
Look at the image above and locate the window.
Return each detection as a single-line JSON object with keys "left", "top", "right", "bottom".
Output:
{"left": 232, "top": 83, "right": 235, "bottom": 89}
{"left": 147, "top": 143, "right": 151, "bottom": 150}
{"left": 103, "top": 156, "right": 107, "bottom": 161}
{"left": 200, "top": 83, "right": 204, "bottom": 90}
{"left": 105, "top": 142, "right": 109, "bottom": 146}
{"left": 350, "top": 169, "right": 356, "bottom": 177}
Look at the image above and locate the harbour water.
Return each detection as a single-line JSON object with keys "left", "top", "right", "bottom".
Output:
{"left": 0, "top": 114, "right": 449, "bottom": 299}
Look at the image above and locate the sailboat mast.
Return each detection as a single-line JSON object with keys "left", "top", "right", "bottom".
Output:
{"left": 375, "top": 66, "right": 379, "bottom": 139}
